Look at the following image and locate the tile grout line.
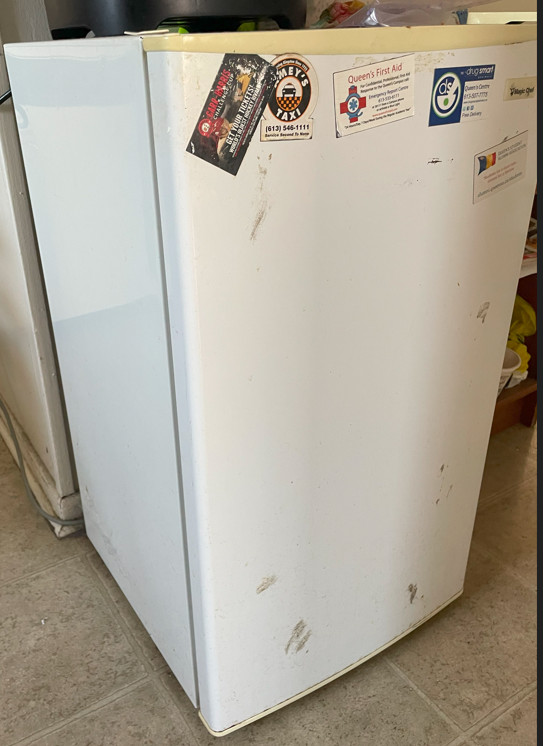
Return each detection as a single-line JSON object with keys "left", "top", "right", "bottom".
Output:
{"left": 441, "top": 737, "right": 469, "bottom": 746}
{"left": 6, "top": 551, "right": 198, "bottom": 746}
{"left": 462, "top": 681, "right": 537, "bottom": 741}
{"left": 153, "top": 670, "right": 202, "bottom": 745}
{"left": 0, "top": 554, "right": 84, "bottom": 590}
{"left": 387, "top": 658, "right": 537, "bottom": 744}
{"left": 471, "top": 539, "right": 536, "bottom": 591}
{"left": 148, "top": 670, "right": 201, "bottom": 746}
{"left": 81, "top": 552, "right": 164, "bottom": 678}
{"left": 9, "top": 677, "right": 150, "bottom": 746}
{"left": 82, "top": 552, "right": 200, "bottom": 744}
{"left": 468, "top": 540, "right": 537, "bottom": 592}
{"left": 384, "top": 658, "right": 465, "bottom": 739}
{"left": 477, "top": 474, "right": 536, "bottom": 513}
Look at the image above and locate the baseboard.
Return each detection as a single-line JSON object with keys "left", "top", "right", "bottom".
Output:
{"left": 0, "top": 406, "right": 82, "bottom": 537}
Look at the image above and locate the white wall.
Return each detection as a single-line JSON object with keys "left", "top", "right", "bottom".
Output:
{"left": 0, "top": 0, "right": 76, "bottom": 499}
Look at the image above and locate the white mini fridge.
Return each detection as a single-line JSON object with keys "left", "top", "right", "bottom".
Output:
{"left": 5, "top": 23, "right": 536, "bottom": 735}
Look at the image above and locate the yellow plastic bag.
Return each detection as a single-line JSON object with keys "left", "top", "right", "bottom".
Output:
{"left": 507, "top": 295, "right": 536, "bottom": 373}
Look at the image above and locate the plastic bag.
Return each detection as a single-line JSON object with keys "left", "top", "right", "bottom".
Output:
{"left": 311, "top": 2, "right": 366, "bottom": 28}
{"left": 507, "top": 294, "right": 536, "bottom": 374}
{"left": 337, "top": 0, "right": 498, "bottom": 27}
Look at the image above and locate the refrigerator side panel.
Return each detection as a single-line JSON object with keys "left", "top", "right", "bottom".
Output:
{"left": 5, "top": 38, "right": 197, "bottom": 701}
{"left": 149, "top": 40, "right": 536, "bottom": 733}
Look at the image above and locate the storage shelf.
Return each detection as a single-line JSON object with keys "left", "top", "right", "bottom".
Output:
{"left": 491, "top": 204, "right": 538, "bottom": 438}
{"left": 497, "top": 377, "right": 537, "bottom": 405}
{"left": 491, "top": 377, "right": 537, "bottom": 435}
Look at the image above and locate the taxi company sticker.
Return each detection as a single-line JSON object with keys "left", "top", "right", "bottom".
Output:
{"left": 187, "top": 54, "right": 277, "bottom": 175}
{"left": 333, "top": 54, "right": 415, "bottom": 138}
{"left": 504, "top": 77, "right": 536, "bottom": 101}
{"left": 429, "top": 64, "right": 495, "bottom": 126}
{"left": 260, "top": 54, "right": 318, "bottom": 141}
{"left": 473, "top": 131, "right": 528, "bottom": 204}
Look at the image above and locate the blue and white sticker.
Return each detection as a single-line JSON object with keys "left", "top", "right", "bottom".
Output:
{"left": 429, "top": 64, "right": 495, "bottom": 126}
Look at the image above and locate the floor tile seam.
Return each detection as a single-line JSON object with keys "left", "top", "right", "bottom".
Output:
{"left": 468, "top": 539, "right": 537, "bottom": 592}
{"left": 7, "top": 675, "right": 151, "bottom": 746}
{"left": 462, "top": 681, "right": 537, "bottom": 740}
{"left": 82, "top": 552, "right": 163, "bottom": 676}
{"left": 477, "top": 488, "right": 535, "bottom": 516}
{"left": 478, "top": 475, "right": 537, "bottom": 511}
{"left": 444, "top": 737, "right": 471, "bottom": 746}
{"left": 476, "top": 495, "right": 507, "bottom": 514}
{"left": 146, "top": 670, "right": 201, "bottom": 746}
{"left": 152, "top": 662, "right": 171, "bottom": 675}
{"left": 384, "top": 658, "right": 465, "bottom": 738}
{"left": 491, "top": 472, "right": 536, "bottom": 497}
{"left": 154, "top": 669, "right": 202, "bottom": 743}
{"left": 388, "top": 657, "right": 537, "bottom": 740}
{"left": 0, "top": 554, "right": 83, "bottom": 590}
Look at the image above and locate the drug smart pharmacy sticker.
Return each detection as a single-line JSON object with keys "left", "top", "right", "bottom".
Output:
{"left": 260, "top": 54, "right": 318, "bottom": 141}
{"left": 429, "top": 64, "right": 495, "bottom": 126}
{"left": 333, "top": 55, "right": 415, "bottom": 137}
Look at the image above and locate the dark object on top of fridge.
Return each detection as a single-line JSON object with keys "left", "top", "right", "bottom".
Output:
{"left": 44, "top": 0, "right": 307, "bottom": 38}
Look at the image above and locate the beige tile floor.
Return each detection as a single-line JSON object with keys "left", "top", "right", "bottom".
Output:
{"left": 0, "top": 425, "right": 537, "bottom": 745}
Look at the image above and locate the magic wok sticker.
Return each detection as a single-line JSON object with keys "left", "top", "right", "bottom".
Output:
{"left": 187, "top": 54, "right": 277, "bottom": 175}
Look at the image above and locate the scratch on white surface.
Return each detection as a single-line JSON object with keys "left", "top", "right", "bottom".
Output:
{"left": 477, "top": 302, "right": 491, "bottom": 323}
{"left": 250, "top": 161, "right": 269, "bottom": 241}
{"left": 250, "top": 204, "right": 268, "bottom": 241}
{"left": 285, "top": 619, "right": 312, "bottom": 654}
{"left": 256, "top": 575, "right": 277, "bottom": 594}
{"left": 295, "top": 631, "right": 312, "bottom": 653}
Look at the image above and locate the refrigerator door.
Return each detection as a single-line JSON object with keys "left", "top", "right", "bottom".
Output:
{"left": 146, "top": 27, "right": 536, "bottom": 733}
{"left": 5, "top": 37, "right": 198, "bottom": 702}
